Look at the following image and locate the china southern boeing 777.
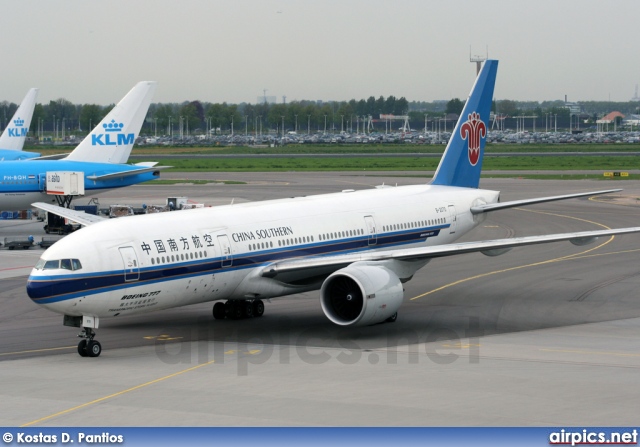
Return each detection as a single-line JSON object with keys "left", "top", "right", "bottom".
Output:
{"left": 27, "top": 60, "right": 640, "bottom": 358}
{"left": 0, "top": 81, "right": 164, "bottom": 211}
{"left": 0, "top": 88, "right": 39, "bottom": 161}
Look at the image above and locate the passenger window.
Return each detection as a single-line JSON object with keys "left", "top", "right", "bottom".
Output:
{"left": 60, "top": 259, "right": 72, "bottom": 270}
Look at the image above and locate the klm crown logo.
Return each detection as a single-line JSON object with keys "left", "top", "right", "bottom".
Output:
{"left": 103, "top": 120, "right": 124, "bottom": 132}
{"left": 91, "top": 119, "right": 135, "bottom": 146}
{"left": 8, "top": 117, "right": 27, "bottom": 137}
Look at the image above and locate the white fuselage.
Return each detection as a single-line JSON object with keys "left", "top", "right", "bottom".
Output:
{"left": 27, "top": 184, "right": 500, "bottom": 319}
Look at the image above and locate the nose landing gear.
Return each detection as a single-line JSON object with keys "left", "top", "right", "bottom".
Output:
{"left": 77, "top": 327, "right": 102, "bottom": 357}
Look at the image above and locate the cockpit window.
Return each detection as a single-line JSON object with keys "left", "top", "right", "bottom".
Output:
{"left": 34, "top": 258, "right": 83, "bottom": 271}
{"left": 44, "top": 260, "right": 60, "bottom": 270}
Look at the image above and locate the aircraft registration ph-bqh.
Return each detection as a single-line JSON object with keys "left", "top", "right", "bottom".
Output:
{"left": 0, "top": 88, "right": 39, "bottom": 161}
{"left": 0, "top": 81, "right": 166, "bottom": 211}
{"left": 27, "top": 60, "right": 640, "bottom": 358}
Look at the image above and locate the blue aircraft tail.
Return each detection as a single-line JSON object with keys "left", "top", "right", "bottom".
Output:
{"left": 431, "top": 60, "right": 498, "bottom": 188}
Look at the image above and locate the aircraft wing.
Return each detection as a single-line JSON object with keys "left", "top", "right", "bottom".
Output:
{"left": 31, "top": 202, "right": 107, "bottom": 226}
{"left": 261, "top": 226, "right": 640, "bottom": 281}
{"left": 471, "top": 189, "right": 622, "bottom": 214}
{"left": 86, "top": 165, "right": 171, "bottom": 181}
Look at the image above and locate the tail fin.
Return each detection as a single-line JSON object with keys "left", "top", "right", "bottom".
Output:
{"left": 65, "top": 81, "right": 157, "bottom": 164}
{"left": 431, "top": 60, "right": 498, "bottom": 188}
{"left": 0, "top": 88, "right": 39, "bottom": 151}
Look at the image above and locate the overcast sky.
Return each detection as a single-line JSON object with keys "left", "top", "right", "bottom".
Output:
{"left": 1, "top": 0, "right": 638, "bottom": 105}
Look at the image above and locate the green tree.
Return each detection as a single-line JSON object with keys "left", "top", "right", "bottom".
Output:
{"left": 153, "top": 103, "right": 178, "bottom": 134}
{"left": 446, "top": 98, "right": 464, "bottom": 115}
{"left": 394, "top": 97, "right": 409, "bottom": 115}
{"left": 78, "top": 104, "right": 105, "bottom": 133}
{"left": 32, "top": 103, "right": 45, "bottom": 134}
{"left": 496, "top": 99, "right": 518, "bottom": 117}
{"left": 178, "top": 102, "right": 201, "bottom": 135}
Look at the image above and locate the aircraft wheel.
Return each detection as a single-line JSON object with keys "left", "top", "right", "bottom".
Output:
{"left": 385, "top": 312, "right": 398, "bottom": 323}
{"left": 253, "top": 299, "right": 265, "bottom": 317}
{"left": 212, "top": 302, "right": 225, "bottom": 319}
{"left": 87, "top": 340, "right": 102, "bottom": 357}
{"left": 243, "top": 301, "right": 254, "bottom": 318}
{"left": 224, "top": 300, "right": 233, "bottom": 317}
{"left": 77, "top": 340, "right": 88, "bottom": 357}
{"left": 230, "top": 301, "right": 243, "bottom": 320}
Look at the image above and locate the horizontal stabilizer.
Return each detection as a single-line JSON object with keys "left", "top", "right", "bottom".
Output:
{"left": 30, "top": 153, "right": 70, "bottom": 161}
{"left": 31, "top": 202, "right": 107, "bottom": 227}
{"left": 470, "top": 189, "right": 622, "bottom": 214}
{"left": 86, "top": 165, "right": 171, "bottom": 181}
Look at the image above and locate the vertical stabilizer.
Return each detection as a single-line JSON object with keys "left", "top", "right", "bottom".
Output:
{"left": 431, "top": 60, "right": 498, "bottom": 188}
{"left": 0, "top": 88, "right": 39, "bottom": 151}
{"left": 65, "top": 81, "right": 157, "bottom": 164}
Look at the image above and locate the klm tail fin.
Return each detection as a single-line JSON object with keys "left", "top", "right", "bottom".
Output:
{"left": 431, "top": 60, "right": 498, "bottom": 188}
{"left": 0, "top": 88, "right": 38, "bottom": 151}
{"left": 65, "top": 81, "right": 157, "bottom": 164}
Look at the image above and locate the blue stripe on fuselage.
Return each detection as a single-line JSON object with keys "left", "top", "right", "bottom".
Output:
{"left": 27, "top": 226, "right": 446, "bottom": 304}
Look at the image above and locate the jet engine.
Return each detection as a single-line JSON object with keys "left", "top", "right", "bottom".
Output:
{"left": 320, "top": 263, "right": 403, "bottom": 326}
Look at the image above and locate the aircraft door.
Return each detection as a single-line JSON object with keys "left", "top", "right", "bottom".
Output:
{"left": 119, "top": 246, "right": 140, "bottom": 282}
{"left": 38, "top": 173, "right": 46, "bottom": 191}
{"left": 448, "top": 204, "right": 457, "bottom": 234}
{"left": 364, "top": 215, "right": 377, "bottom": 245}
{"left": 70, "top": 173, "right": 79, "bottom": 195}
{"left": 217, "top": 235, "right": 233, "bottom": 267}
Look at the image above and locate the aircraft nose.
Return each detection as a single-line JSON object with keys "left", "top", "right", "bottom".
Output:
{"left": 26, "top": 275, "right": 51, "bottom": 302}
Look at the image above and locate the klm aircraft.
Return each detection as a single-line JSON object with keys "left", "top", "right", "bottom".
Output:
{"left": 0, "top": 88, "right": 39, "bottom": 161}
{"left": 28, "top": 61, "right": 640, "bottom": 357}
{"left": 0, "top": 81, "right": 165, "bottom": 210}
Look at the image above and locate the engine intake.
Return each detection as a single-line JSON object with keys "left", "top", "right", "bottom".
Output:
{"left": 320, "top": 263, "right": 403, "bottom": 326}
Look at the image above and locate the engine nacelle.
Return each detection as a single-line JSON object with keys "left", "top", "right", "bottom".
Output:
{"left": 320, "top": 263, "right": 404, "bottom": 327}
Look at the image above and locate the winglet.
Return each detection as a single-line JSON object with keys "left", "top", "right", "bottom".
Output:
{"left": 65, "top": 81, "right": 157, "bottom": 164}
{"left": 431, "top": 60, "right": 498, "bottom": 188}
{"left": 0, "top": 88, "right": 39, "bottom": 151}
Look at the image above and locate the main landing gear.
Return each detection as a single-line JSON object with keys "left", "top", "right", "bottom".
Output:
{"left": 77, "top": 327, "right": 102, "bottom": 357}
{"left": 212, "top": 299, "right": 265, "bottom": 320}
